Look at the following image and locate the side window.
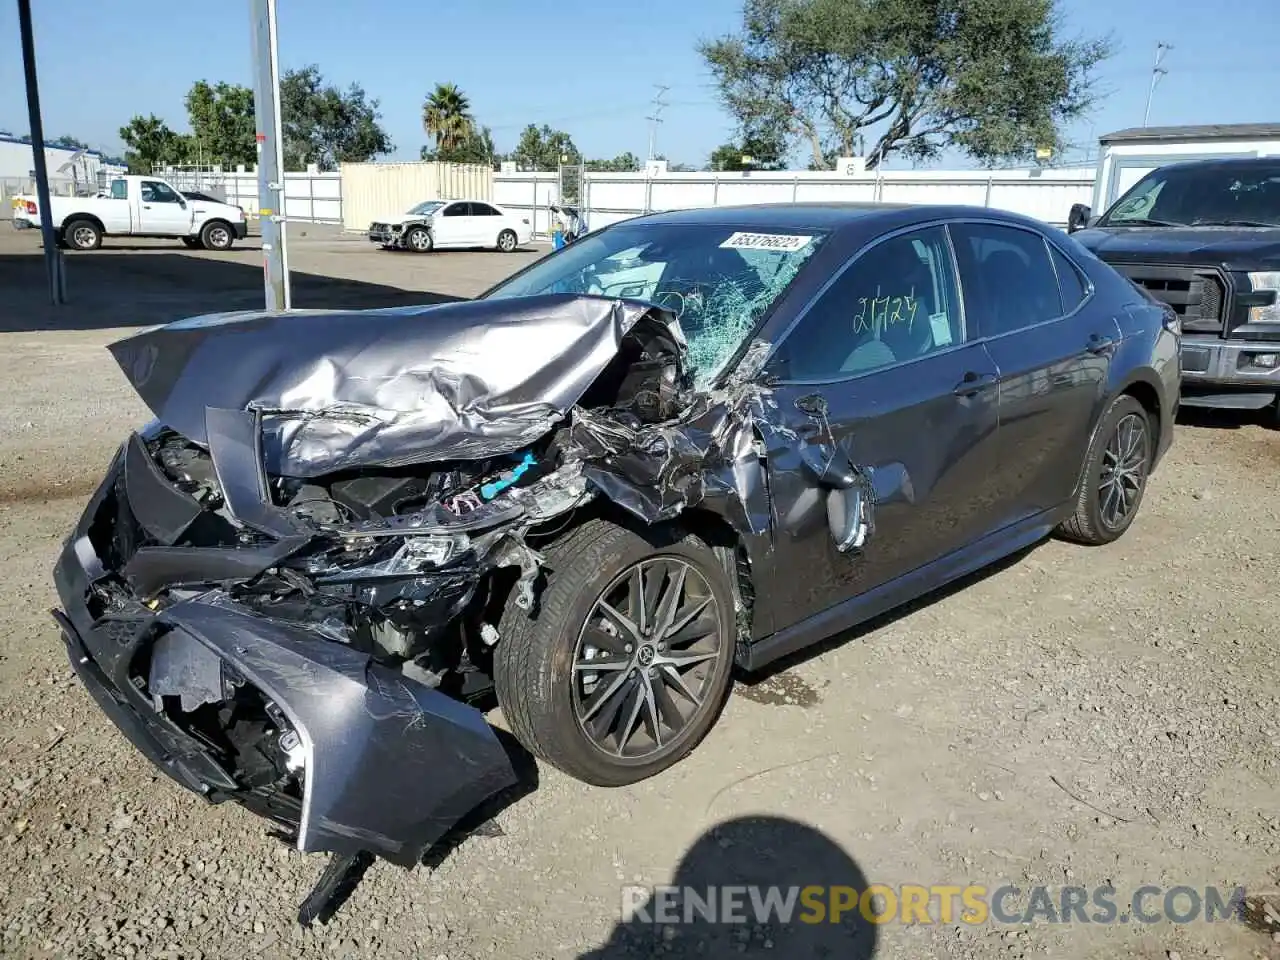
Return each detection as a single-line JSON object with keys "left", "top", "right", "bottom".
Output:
{"left": 1049, "top": 244, "right": 1089, "bottom": 313}
{"left": 770, "top": 226, "right": 963, "bottom": 381}
{"left": 950, "top": 223, "right": 1063, "bottom": 338}
{"left": 442, "top": 203, "right": 468, "bottom": 217}
{"left": 141, "top": 180, "right": 181, "bottom": 204}
{"left": 109, "top": 180, "right": 127, "bottom": 200}
{"left": 472, "top": 203, "right": 501, "bottom": 216}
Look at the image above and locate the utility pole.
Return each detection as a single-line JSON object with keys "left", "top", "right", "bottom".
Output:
{"left": 646, "top": 85, "right": 670, "bottom": 161}
{"left": 249, "top": 0, "right": 291, "bottom": 310}
{"left": 1143, "top": 42, "right": 1172, "bottom": 128}
{"left": 17, "top": 0, "right": 65, "bottom": 305}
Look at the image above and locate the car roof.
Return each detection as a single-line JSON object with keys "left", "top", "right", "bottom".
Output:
{"left": 618, "top": 202, "right": 1053, "bottom": 234}
{"left": 1135, "top": 156, "right": 1280, "bottom": 174}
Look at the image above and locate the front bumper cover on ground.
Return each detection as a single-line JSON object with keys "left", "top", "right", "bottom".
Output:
{"left": 52, "top": 455, "right": 518, "bottom": 867}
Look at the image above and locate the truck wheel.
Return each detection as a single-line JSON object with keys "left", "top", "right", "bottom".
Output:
{"left": 405, "top": 226, "right": 433, "bottom": 253}
{"left": 494, "top": 519, "right": 736, "bottom": 787}
{"left": 1058, "top": 394, "right": 1153, "bottom": 545}
{"left": 497, "top": 229, "right": 518, "bottom": 252}
{"left": 200, "top": 221, "right": 234, "bottom": 251}
{"left": 64, "top": 219, "right": 102, "bottom": 251}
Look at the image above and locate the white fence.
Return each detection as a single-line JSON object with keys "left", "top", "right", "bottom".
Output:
{"left": 155, "top": 166, "right": 344, "bottom": 224}
{"left": 495, "top": 167, "right": 1096, "bottom": 238}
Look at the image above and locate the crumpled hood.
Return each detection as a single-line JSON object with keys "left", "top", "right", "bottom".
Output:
{"left": 108, "top": 293, "right": 684, "bottom": 478}
{"left": 1074, "top": 226, "right": 1280, "bottom": 269}
{"left": 373, "top": 212, "right": 428, "bottom": 226}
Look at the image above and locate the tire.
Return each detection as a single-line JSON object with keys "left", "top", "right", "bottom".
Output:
{"left": 404, "top": 226, "right": 433, "bottom": 253}
{"left": 1058, "top": 394, "right": 1153, "bottom": 545}
{"left": 200, "top": 220, "right": 234, "bottom": 251}
{"left": 63, "top": 219, "right": 102, "bottom": 251}
{"left": 495, "top": 519, "right": 736, "bottom": 787}
{"left": 182, "top": 237, "right": 201, "bottom": 249}
{"left": 497, "top": 229, "right": 518, "bottom": 253}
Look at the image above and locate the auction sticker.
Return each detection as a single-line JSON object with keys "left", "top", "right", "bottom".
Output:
{"left": 720, "top": 231, "right": 814, "bottom": 252}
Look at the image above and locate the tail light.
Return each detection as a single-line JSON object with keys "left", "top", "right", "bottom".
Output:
{"left": 24, "top": 200, "right": 36, "bottom": 215}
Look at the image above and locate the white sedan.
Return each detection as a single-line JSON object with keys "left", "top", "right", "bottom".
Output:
{"left": 367, "top": 199, "right": 533, "bottom": 253}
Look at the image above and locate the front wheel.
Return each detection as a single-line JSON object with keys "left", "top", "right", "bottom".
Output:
{"left": 200, "top": 221, "right": 234, "bottom": 251}
{"left": 405, "top": 226, "right": 433, "bottom": 253}
{"left": 495, "top": 520, "right": 736, "bottom": 786}
{"left": 1058, "top": 394, "right": 1153, "bottom": 545}
{"left": 496, "top": 229, "right": 518, "bottom": 252}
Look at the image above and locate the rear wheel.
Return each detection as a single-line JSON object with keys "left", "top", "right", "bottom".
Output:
{"left": 405, "top": 226, "right": 433, "bottom": 253}
{"left": 64, "top": 219, "right": 102, "bottom": 251}
{"left": 200, "top": 220, "right": 234, "bottom": 251}
{"left": 495, "top": 519, "right": 736, "bottom": 786}
{"left": 1058, "top": 394, "right": 1153, "bottom": 545}
{"left": 497, "top": 229, "right": 518, "bottom": 252}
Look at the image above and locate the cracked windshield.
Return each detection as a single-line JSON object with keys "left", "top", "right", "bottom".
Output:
{"left": 485, "top": 223, "right": 827, "bottom": 384}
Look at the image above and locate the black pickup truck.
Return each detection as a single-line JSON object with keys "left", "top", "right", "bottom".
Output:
{"left": 1069, "top": 157, "right": 1280, "bottom": 419}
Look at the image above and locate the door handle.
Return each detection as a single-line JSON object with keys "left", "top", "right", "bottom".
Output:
{"left": 1086, "top": 334, "right": 1116, "bottom": 355}
{"left": 142, "top": 204, "right": 152, "bottom": 209}
{"left": 952, "top": 371, "right": 997, "bottom": 397}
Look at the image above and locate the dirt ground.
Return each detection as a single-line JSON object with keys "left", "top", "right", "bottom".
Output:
{"left": 1, "top": 224, "right": 1278, "bottom": 960}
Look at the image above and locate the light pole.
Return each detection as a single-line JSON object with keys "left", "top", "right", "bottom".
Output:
{"left": 249, "top": 0, "right": 291, "bottom": 310}
{"left": 1143, "top": 42, "right": 1172, "bottom": 128}
{"left": 17, "top": 0, "right": 65, "bottom": 305}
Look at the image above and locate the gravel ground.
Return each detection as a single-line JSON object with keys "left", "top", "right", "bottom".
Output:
{"left": 1, "top": 227, "right": 1278, "bottom": 960}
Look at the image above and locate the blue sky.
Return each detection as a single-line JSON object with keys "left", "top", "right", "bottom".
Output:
{"left": 2, "top": 0, "right": 1277, "bottom": 169}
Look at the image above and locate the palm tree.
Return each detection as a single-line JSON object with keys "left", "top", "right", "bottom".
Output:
{"left": 422, "top": 83, "right": 475, "bottom": 154}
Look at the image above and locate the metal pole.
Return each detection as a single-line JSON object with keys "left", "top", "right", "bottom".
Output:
{"left": 249, "top": 0, "right": 290, "bottom": 310}
{"left": 17, "top": 0, "right": 64, "bottom": 306}
{"left": 1143, "top": 42, "right": 1171, "bottom": 128}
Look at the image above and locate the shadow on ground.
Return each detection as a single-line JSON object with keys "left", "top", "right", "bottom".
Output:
{"left": 580, "top": 815, "right": 877, "bottom": 958}
{"left": 0, "top": 251, "right": 459, "bottom": 333}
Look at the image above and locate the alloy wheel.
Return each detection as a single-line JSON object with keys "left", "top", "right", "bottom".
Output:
{"left": 208, "top": 226, "right": 229, "bottom": 248}
{"left": 1098, "top": 412, "right": 1148, "bottom": 529}
{"left": 572, "top": 558, "right": 725, "bottom": 761}
{"left": 72, "top": 226, "right": 96, "bottom": 249}
{"left": 409, "top": 230, "right": 431, "bottom": 251}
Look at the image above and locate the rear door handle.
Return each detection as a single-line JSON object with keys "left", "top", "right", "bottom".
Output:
{"left": 952, "top": 371, "right": 997, "bottom": 397}
{"left": 1086, "top": 334, "right": 1116, "bottom": 355}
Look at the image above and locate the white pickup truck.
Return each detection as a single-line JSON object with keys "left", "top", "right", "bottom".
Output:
{"left": 12, "top": 175, "right": 249, "bottom": 251}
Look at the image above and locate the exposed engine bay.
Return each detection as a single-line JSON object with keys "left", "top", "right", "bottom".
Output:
{"left": 52, "top": 292, "right": 875, "bottom": 922}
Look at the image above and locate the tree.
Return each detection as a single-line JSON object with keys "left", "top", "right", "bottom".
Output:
{"left": 47, "top": 135, "right": 91, "bottom": 151}
{"left": 422, "top": 83, "right": 475, "bottom": 155}
{"left": 708, "top": 134, "right": 786, "bottom": 170}
{"left": 510, "top": 124, "right": 581, "bottom": 171}
{"left": 281, "top": 65, "right": 392, "bottom": 170}
{"left": 584, "top": 152, "right": 640, "bottom": 172}
{"left": 185, "top": 80, "right": 257, "bottom": 168}
{"left": 118, "top": 115, "right": 192, "bottom": 173}
{"left": 422, "top": 125, "right": 496, "bottom": 165}
{"left": 700, "top": 0, "right": 1111, "bottom": 169}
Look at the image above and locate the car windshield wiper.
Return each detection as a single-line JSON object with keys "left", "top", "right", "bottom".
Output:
{"left": 1190, "top": 218, "right": 1280, "bottom": 228}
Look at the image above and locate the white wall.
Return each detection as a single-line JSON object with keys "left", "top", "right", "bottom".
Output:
{"left": 496, "top": 167, "right": 1096, "bottom": 238}
{"left": 0, "top": 137, "right": 113, "bottom": 186}
{"left": 155, "top": 166, "right": 344, "bottom": 224}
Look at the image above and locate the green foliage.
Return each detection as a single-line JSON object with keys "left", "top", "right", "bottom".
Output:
{"left": 700, "top": 0, "right": 1112, "bottom": 169}
{"left": 510, "top": 124, "right": 582, "bottom": 171}
{"left": 708, "top": 135, "right": 786, "bottom": 170}
{"left": 118, "top": 115, "right": 192, "bottom": 174}
{"left": 422, "top": 125, "right": 496, "bottom": 165}
{"left": 584, "top": 152, "right": 640, "bottom": 172}
{"left": 48, "top": 135, "right": 91, "bottom": 151}
{"left": 185, "top": 80, "right": 257, "bottom": 168}
{"left": 282, "top": 65, "right": 392, "bottom": 171}
{"left": 422, "top": 83, "right": 475, "bottom": 155}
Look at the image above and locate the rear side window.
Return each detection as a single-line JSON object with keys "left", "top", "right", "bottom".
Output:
{"left": 109, "top": 180, "right": 127, "bottom": 200}
{"left": 951, "top": 223, "right": 1062, "bottom": 337}
{"left": 473, "top": 203, "right": 502, "bottom": 216}
{"left": 442, "top": 203, "right": 468, "bottom": 217}
{"left": 1050, "top": 245, "right": 1089, "bottom": 313}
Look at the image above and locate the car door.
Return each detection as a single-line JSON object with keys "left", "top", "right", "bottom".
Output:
{"left": 432, "top": 202, "right": 472, "bottom": 247}
{"left": 949, "top": 221, "right": 1119, "bottom": 524}
{"left": 135, "top": 180, "right": 192, "bottom": 235}
{"left": 470, "top": 202, "right": 505, "bottom": 246}
{"left": 755, "top": 223, "right": 1003, "bottom": 636}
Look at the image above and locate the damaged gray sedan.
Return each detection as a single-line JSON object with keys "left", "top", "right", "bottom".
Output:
{"left": 53, "top": 204, "right": 1178, "bottom": 904}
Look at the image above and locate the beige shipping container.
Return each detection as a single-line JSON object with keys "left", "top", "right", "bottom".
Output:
{"left": 340, "top": 162, "right": 494, "bottom": 231}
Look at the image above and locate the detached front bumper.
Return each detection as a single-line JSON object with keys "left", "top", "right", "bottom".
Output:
{"left": 52, "top": 446, "right": 517, "bottom": 867}
{"left": 1180, "top": 333, "right": 1280, "bottom": 407}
